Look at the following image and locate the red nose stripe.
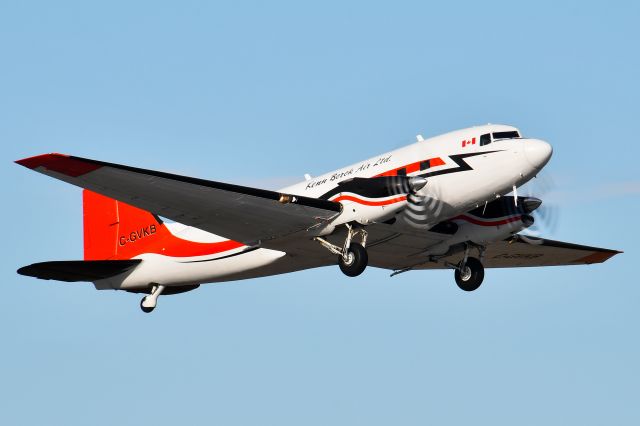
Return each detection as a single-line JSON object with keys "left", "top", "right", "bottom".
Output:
{"left": 15, "top": 153, "right": 102, "bottom": 178}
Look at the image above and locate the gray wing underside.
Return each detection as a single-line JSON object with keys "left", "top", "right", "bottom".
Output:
{"left": 202, "top": 230, "right": 620, "bottom": 283}
{"left": 366, "top": 234, "right": 621, "bottom": 271}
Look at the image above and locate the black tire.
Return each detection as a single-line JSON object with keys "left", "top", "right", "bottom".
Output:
{"left": 338, "top": 243, "right": 368, "bottom": 277}
{"left": 140, "top": 297, "right": 155, "bottom": 313}
{"left": 454, "top": 257, "right": 484, "bottom": 292}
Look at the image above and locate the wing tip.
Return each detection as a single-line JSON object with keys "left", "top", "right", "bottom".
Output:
{"left": 15, "top": 153, "right": 102, "bottom": 177}
{"left": 15, "top": 153, "right": 69, "bottom": 169}
{"left": 574, "top": 250, "right": 622, "bottom": 264}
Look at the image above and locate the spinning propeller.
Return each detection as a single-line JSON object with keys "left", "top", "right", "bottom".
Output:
{"left": 373, "top": 176, "right": 446, "bottom": 229}
{"left": 382, "top": 171, "right": 560, "bottom": 239}
{"left": 517, "top": 173, "right": 560, "bottom": 239}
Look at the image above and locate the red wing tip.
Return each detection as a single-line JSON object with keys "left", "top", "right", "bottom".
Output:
{"left": 15, "top": 153, "right": 102, "bottom": 178}
{"left": 575, "top": 250, "right": 622, "bottom": 264}
{"left": 15, "top": 153, "right": 69, "bottom": 169}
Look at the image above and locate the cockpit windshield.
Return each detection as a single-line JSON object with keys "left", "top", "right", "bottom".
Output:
{"left": 480, "top": 130, "right": 521, "bottom": 146}
{"left": 492, "top": 131, "right": 520, "bottom": 140}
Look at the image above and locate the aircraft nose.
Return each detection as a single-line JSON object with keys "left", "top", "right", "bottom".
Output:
{"left": 524, "top": 139, "right": 553, "bottom": 170}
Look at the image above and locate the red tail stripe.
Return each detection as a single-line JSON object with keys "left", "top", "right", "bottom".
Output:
{"left": 142, "top": 238, "right": 244, "bottom": 258}
{"left": 84, "top": 190, "right": 246, "bottom": 260}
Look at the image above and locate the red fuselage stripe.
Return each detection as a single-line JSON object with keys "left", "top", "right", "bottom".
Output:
{"left": 374, "top": 157, "right": 446, "bottom": 177}
{"left": 453, "top": 215, "right": 522, "bottom": 227}
{"left": 332, "top": 195, "right": 407, "bottom": 206}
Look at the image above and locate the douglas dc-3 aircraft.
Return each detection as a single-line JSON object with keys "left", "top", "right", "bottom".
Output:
{"left": 16, "top": 124, "right": 620, "bottom": 312}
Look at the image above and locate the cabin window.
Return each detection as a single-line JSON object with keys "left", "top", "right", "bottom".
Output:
{"left": 397, "top": 168, "right": 407, "bottom": 176}
{"left": 480, "top": 133, "right": 491, "bottom": 146}
{"left": 492, "top": 131, "right": 520, "bottom": 140}
{"left": 420, "top": 160, "right": 430, "bottom": 170}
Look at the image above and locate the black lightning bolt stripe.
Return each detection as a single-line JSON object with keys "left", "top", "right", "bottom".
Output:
{"left": 318, "top": 150, "right": 503, "bottom": 200}
{"left": 418, "top": 150, "right": 502, "bottom": 178}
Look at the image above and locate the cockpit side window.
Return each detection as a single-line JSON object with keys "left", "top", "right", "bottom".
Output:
{"left": 480, "top": 133, "right": 491, "bottom": 146}
{"left": 492, "top": 131, "right": 520, "bottom": 140}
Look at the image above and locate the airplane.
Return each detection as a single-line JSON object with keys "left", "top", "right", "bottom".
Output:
{"left": 15, "top": 124, "right": 621, "bottom": 313}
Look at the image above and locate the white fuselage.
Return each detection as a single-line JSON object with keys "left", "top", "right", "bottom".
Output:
{"left": 283, "top": 124, "right": 549, "bottom": 227}
{"left": 96, "top": 124, "right": 553, "bottom": 290}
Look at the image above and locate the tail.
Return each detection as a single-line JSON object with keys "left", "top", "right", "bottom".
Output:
{"left": 83, "top": 190, "right": 243, "bottom": 260}
{"left": 17, "top": 190, "right": 159, "bottom": 282}
{"left": 83, "top": 190, "right": 165, "bottom": 260}
{"left": 20, "top": 190, "right": 242, "bottom": 285}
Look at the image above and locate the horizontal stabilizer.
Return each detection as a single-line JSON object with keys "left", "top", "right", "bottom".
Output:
{"left": 17, "top": 259, "right": 142, "bottom": 282}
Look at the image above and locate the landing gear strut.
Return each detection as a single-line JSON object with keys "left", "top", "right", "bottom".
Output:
{"left": 315, "top": 224, "right": 369, "bottom": 277}
{"left": 140, "top": 284, "right": 165, "bottom": 313}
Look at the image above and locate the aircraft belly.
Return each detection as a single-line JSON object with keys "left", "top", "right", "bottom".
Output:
{"left": 95, "top": 249, "right": 288, "bottom": 290}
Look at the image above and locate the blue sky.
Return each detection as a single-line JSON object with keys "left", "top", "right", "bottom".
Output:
{"left": 1, "top": 1, "right": 638, "bottom": 425}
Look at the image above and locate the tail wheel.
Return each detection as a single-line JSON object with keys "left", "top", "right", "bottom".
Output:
{"left": 338, "top": 243, "right": 368, "bottom": 277}
{"left": 139, "top": 284, "right": 165, "bottom": 313}
{"left": 140, "top": 297, "right": 155, "bottom": 313}
{"left": 455, "top": 257, "right": 484, "bottom": 291}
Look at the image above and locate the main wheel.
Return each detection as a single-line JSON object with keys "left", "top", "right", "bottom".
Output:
{"left": 338, "top": 242, "right": 368, "bottom": 277}
{"left": 454, "top": 257, "right": 484, "bottom": 292}
{"left": 140, "top": 297, "right": 155, "bottom": 313}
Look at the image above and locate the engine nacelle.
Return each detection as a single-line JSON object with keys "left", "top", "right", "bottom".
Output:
{"left": 424, "top": 196, "right": 539, "bottom": 256}
{"left": 313, "top": 176, "right": 427, "bottom": 235}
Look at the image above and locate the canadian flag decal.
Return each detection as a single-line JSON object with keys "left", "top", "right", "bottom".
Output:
{"left": 462, "top": 137, "right": 476, "bottom": 148}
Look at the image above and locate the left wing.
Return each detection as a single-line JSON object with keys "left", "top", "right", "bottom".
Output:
{"left": 470, "top": 235, "right": 621, "bottom": 268}
{"left": 16, "top": 153, "right": 341, "bottom": 248}
{"left": 367, "top": 234, "right": 621, "bottom": 271}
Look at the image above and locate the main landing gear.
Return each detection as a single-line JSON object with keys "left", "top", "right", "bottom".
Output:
{"left": 454, "top": 257, "right": 484, "bottom": 291}
{"left": 339, "top": 242, "right": 368, "bottom": 277}
{"left": 390, "top": 243, "right": 486, "bottom": 291}
{"left": 140, "top": 284, "right": 165, "bottom": 313}
{"left": 451, "top": 245, "right": 485, "bottom": 291}
{"left": 315, "top": 224, "right": 369, "bottom": 277}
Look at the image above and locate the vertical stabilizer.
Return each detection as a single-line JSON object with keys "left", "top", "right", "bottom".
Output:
{"left": 83, "top": 190, "right": 164, "bottom": 260}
